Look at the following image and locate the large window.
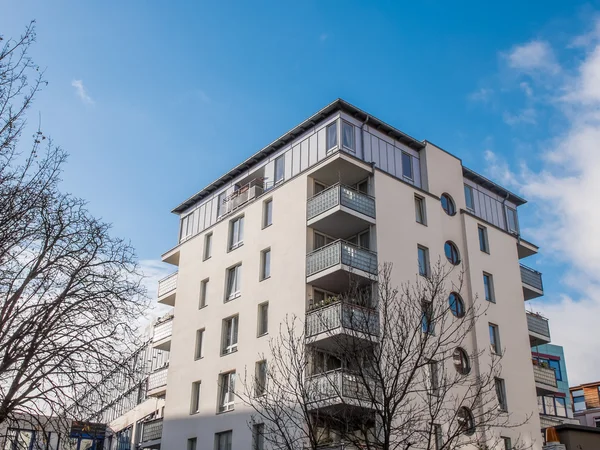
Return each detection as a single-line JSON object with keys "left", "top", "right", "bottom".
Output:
{"left": 489, "top": 323, "right": 501, "bottom": 355}
{"left": 415, "top": 195, "right": 426, "bottom": 225}
{"left": 464, "top": 184, "right": 475, "bottom": 211}
{"left": 342, "top": 121, "right": 355, "bottom": 151}
{"left": 418, "top": 245, "right": 430, "bottom": 277}
{"left": 215, "top": 431, "right": 233, "bottom": 450}
{"left": 453, "top": 347, "right": 471, "bottom": 375}
{"left": 225, "top": 264, "right": 242, "bottom": 301}
{"left": 5, "top": 429, "right": 35, "bottom": 450}
{"left": 457, "top": 407, "right": 475, "bottom": 435}
{"left": 255, "top": 360, "right": 267, "bottom": 397}
{"left": 257, "top": 302, "right": 269, "bottom": 336}
{"left": 228, "top": 216, "right": 244, "bottom": 251}
{"left": 428, "top": 360, "right": 439, "bottom": 396}
{"left": 188, "top": 438, "right": 197, "bottom": 450}
{"left": 434, "top": 424, "right": 443, "bottom": 450}
{"left": 502, "top": 437, "right": 512, "bottom": 450}
{"left": 222, "top": 316, "right": 239, "bottom": 355}
{"left": 217, "top": 191, "right": 227, "bottom": 218}
{"left": 275, "top": 155, "right": 285, "bottom": 184}
{"left": 326, "top": 122, "right": 337, "bottom": 151}
{"left": 190, "top": 381, "right": 201, "bottom": 414}
{"left": 548, "top": 359, "right": 562, "bottom": 381}
{"left": 218, "top": 372, "right": 236, "bottom": 412}
{"left": 402, "top": 152, "right": 413, "bottom": 180}
{"left": 483, "top": 273, "right": 495, "bottom": 303}
{"left": 495, "top": 378, "right": 508, "bottom": 411}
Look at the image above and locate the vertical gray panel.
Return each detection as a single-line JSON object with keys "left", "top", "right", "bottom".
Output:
{"left": 307, "top": 136, "right": 317, "bottom": 166}
{"left": 412, "top": 157, "right": 421, "bottom": 188}
{"left": 284, "top": 150, "right": 293, "bottom": 180}
{"left": 292, "top": 144, "right": 301, "bottom": 177}
{"left": 264, "top": 161, "right": 275, "bottom": 187}
{"left": 310, "top": 134, "right": 320, "bottom": 162}
{"left": 204, "top": 201, "right": 212, "bottom": 229}
{"left": 317, "top": 128, "right": 326, "bottom": 161}
{"left": 198, "top": 205, "right": 206, "bottom": 233}
{"left": 363, "top": 132, "right": 372, "bottom": 162}
{"left": 300, "top": 141, "right": 309, "bottom": 170}
{"left": 394, "top": 148, "right": 402, "bottom": 177}
{"left": 379, "top": 139, "right": 388, "bottom": 172}
{"left": 386, "top": 143, "right": 395, "bottom": 177}
{"left": 371, "top": 135, "right": 379, "bottom": 167}
{"left": 303, "top": 139, "right": 312, "bottom": 168}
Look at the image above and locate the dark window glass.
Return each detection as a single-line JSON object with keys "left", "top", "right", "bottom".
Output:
{"left": 449, "top": 292, "right": 465, "bottom": 318}
{"left": 444, "top": 241, "right": 460, "bottom": 265}
{"left": 441, "top": 193, "right": 456, "bottom": 216}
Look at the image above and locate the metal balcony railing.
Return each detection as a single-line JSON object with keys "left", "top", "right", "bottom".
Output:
{"left": 307, "top": 241, "right": 378, "bottom": 277}
{"left": 520, "top": 264, "right": 543, "bottom": 291}
{"left": 307, "top": 184, "right": 376, "bottom": 220}
{"left": 158, "top": 272, "right": 177, "bottom": 298}
{"left": 526, "top": 312, "right": 550, "bottom": 339}
{"left": 153, "top": 316, "right": 173, "bottom": 342}
{"left": 306, "top": 301, "right": 379, "bottom": 338}
{"left": 140, "top": 418, "right": 163, "bottom": 442}
{"left": 533, "top": 363, "right": 557, "bottom": 388}
{"left": 306, "top": 369, "right": 375, "bottom": 404}
{"left": 147, "top": 365, "right": 168, "bottom": 391}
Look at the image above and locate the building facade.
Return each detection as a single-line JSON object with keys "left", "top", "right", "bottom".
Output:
{"left": 153, "top": 99, "right": 548, "bottom": 449}
{"left": 570, "top": 380, "right": 600, "bottom": 427}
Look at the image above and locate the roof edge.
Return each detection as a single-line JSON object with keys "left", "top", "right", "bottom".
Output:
{"left": 462, "top": 166, "right": 527, "bottom": 206}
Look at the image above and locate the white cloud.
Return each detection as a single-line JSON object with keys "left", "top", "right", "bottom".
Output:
{"left": 137, "top": 259, "right": 173, "bottom": 334}
{"left": 502, "top": 107, "right": 537, "bottom": 126}
{"left": 488, "top": 24, "right": 600, "bottom": 384}
{"left": 468, "top": 87, "right": 494, "bottom": 103}
{"left": 71, "top": 79, "right": 94, "bottom": 105}
{"left": 520, "top": 81, "right": 533, "bottom": 97}
{"left": 504, "top": 40, "right": 560, "bottom": 74}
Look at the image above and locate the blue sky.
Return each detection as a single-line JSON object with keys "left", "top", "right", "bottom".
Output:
{"left": 3, "top": 1, "right": 600, "bottom": 383}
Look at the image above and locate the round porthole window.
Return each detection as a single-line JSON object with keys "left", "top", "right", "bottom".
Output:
{"left": 453, "top": 347, "right": 471, "bottom": 375}
{"left": 444, "top": 241, "right": 461, "bottom": 265}
{"left": 449, "top": 292, "right": 465, "bottom": 318}
{"left": 441, "top": 193, "right": 456, "bottom": 216}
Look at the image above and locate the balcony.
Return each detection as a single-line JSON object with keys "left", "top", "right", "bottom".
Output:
{"left": 307, "top": 241, "right": 378, "bottom": 292}
{"left": 158, "top": 272, "right": 178, "bottom": 306}
{"left": 539, "top": 415, "right": 580, "bottom": 429}
{"left": 533, "top": 362, "right": 559, "bottom": 396}
{"left": 526, "top": 312, "right": 551, "bottom": 347}
{"left": 147, "top": 365, "right": 168, "bottom": 397}
{"left": 139, "top": 418, "right": 162, "bottom": 448}
{"left": 306, "top": 369, "right": 376, "bottom": 413}
{"left": 307, "top": 184, "right": 376, "bottom": 237}
{"left": 517, "top": 238, "right": 538, "bottom": 259}
{"left": 153, "top": 315, "right": 173, "bottom": 351}
{"left": 520, "top": 264, "right": 544, "bottom": 300}
{"left": 306, "top": 301, "right": 379, "bottom": 351}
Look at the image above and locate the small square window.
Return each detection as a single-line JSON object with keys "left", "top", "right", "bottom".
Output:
{"left": 415, "top": 195, "right": 426, "bottom": 225}
{"left": 255, "top": 360, "right": 267, "bottom": 397}
{"left": 489, "top": 323, "right": 501, "bottom": 355}
{"left": 418, "top": 245, "right": 430, "bottom": 277}
{"left": 222, "top": 316, "right": 239, "bottom": 355}
{"left": 258, "top": 302, "right": 269, "bottom": 336}
{"left": 260, "top": 249, "right": 271, "bottom": 281}
{"left": 228, "top": 216, "right": 244, "bottom": 251}
{"left": 195, "top": 329, "right": 205, "bottom": 360}
{"left": 478, "top": 226, "right": 489, "bottom": 253}
{"left": 326, "top": 122, "right": 338, "bottom": 151}
{"left": 203, "top": 233, "right": 213, "bottom": 261}
{"left": 199, "top": 278, "right": 209, "bottom": 308}
{"left": 190, "top": 381, "right": 201, "bottom": 414}
{"left": 263, "top": 199, "right": 273, "bottom": 228}
{"left": 402, "top": 152, "right": 413, "bottom": 179}
{"left": 483, "top": 273, "right": 495, "bottom": 303}
{"left": 342, "top": 121, "right": 355, "bottom": 151}
{"left": 225, "top": 264, "right": 242, "bottom": 301}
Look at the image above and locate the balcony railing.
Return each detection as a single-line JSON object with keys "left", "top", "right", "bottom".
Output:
{"left": 158, "top": 272, "right": 177, "bottom": 298}
{"left": 307, "top": 241, "right": 378, "bottom": 277}
{"left": 306, "top": 301, "right": 379, "bottom": 338}
{"left": 526, "top": 312, "right": 550, "bottom": 339}
{"left": 147, "top": 365, "right": 168, "bottom": 391}
{"left": 153, "top": 316, "right": 173, "bottom": 342}
{"left": 532, "top": 363, "right": 557, "bottom": 388}
{"left": 307, "top": 184, "right": 376, "bottom": 220}
{"left": 140, "top": 418, "right": 163, "bottom": 443}
{"left": 520, "top": 264, "right": 543, "bottom": 291}
{"left": 307, "top": 369, "right": 375, "bottom": 404}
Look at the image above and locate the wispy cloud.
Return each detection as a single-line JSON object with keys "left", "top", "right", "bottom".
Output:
{"left": 503, "top": 40, "right": 560, "bottom": 74}
{"left": 502, "top": 107, "right": 537, "bottom": 126}
{"left": 192, "top": 89, "right": 211, "bottom": 104}
{"left": 71, "top": 79, "right": 94, "bottom": 105}
{"left": 319, "top": 33, "right": 329, "bottom": 42}
{"left": 468, "top": 87, "right": 494, "bottom": 103}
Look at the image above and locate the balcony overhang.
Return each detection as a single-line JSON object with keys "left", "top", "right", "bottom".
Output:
{"left": 147, "top": 384, "right": 167, "bottom": 398}
{"left": 536, "top": 382, "right": 561, "bottom": 396}
{"left": 161, "top": 246, "right": 180, "bottom": 266}
{"left": 523, "top": 283, "right": 544, "bottom": 301}
{"left": 152, "top": 336, "right": 171, "bottom": 352}
{"left": 529, "top": 331, "right": 551, "bottom": 348}
{"left": 308, "top": 152, "right": 373, "bottom": 187}
{"left": 518, "top": 238, "right": 539, "bottom": 259}
{"left": 307, "top": 265, "right": 375, "bottom": 292}
{"left": 309, "top": 206, "right": 375, "bottom": 238}
{"left": 157, "top": 290, "right": 176, "bottom": 306}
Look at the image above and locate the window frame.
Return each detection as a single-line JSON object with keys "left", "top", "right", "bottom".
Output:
{"left": 218, "top": 373, "right": 236, "bottom": 413}
{"left": 274, "top": 155, "right": 285, "bottom": 184}
{"left": 260, "top": 248, "right": 271, "bottom": 281}
{"left": 342, "top": 121, "right": 356, "bottom": 152}
{"left": 402, "top": 152, "right": 413, "bottom": 180}
{"left": 262, "top": 198, "right": 273, "bottom": 228}
{"left": 215, "top": 430, "right": 233, "bottom": 450}
{"left": 483, "top": 273, "right": 495, "bottom": 303}
{"left": 255, "top": 360, "right": 267, "bottom": 397}
{"left": 190, "top": 380, "right": 202, "bottom": 414}
{"left": 257, "top": 302, "right": 269, "bottom": 337}
{"left": 489, "top": 323, "right": 501, "bottom": 355}
{"left": 228, "top": 216, "right": 244, "bottom": 251}
{"left": 414, "top": 195, "right": 426, "bottom": 225}
{"left": 506, "top": 206, "right": 519, "bottom": 234}
{"left": 478, "top": 225, "right": 489, "bottom": 253}
{"left": 187, "top": 438, "right": 197, "bottom": 450}
{"left": 418, "top": 245, "right": 430, "bottom": 277}
{"left": 199, "top": 278, "right": 209, "bottom": 309}
{"left": 502, "top": 437, "right": 512, "bottom": 450}
{"left": 225, "top": 263, "right": 242, "bottom": 301}
{"left": 444, "top": 241, "right": 461, "bottom": 265}
{"left": 453, "top": 347, "right": 471, "bottom": 375}
{"left": 252, "top": 424, "right": 265, "bottom": 450}
{"left": 449, "top": 292, "right": 465, "bottom": 318}
{"left": 195, "top": 328, "right": 205, "bottom": 360}
{"left": 428, "top": 360, "right": 439, "bottom": 396}
{"left": 464, "top": 184, "right": 475, "bottom": 211}
{"left": 495, "top": 377, "right": 508, "bottom": 412}
{"left": 326, "top": 122, "right": 338, "bottom": 151}
{"left": 441, "top": 193, "right": 456, "bottom": 216}
{"left": 221, "top": 315, "right": 239, "bottom": 355}
{"left": 203, "top": 232, "right": 213, "bottom": 261}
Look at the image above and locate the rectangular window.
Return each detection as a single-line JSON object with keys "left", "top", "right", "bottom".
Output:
{"left": 418, "top": 245, "right": 430, "bottom": 277}
{"left": 342, "top": 121, "right": 355, "bottom": 151}
{"left": 402, "top": 152, "right": 413, "bottom": 179}
{"left": 573, "top": 389, "right": 586, "bottom": 412}
{"left": 203, "top": 233, "right": 212, "bottom": 260}
{"left": 252, "top": 424, "right": 265, "bottom": 450}
{"left": 215, "top": 431, "right": 233, "bottom": 450}
{"left": 314, "top": 181, "right": 326, "bottom": 194}
{"left": 478, "top": 226, "right": 489, "bottom": 253}
{"left": 257, "top": 302, "right": 269, "bottom": 336}
{"left": 428, "top": 360, "right": 439, "bottom": 396}
{"left": 483, "top": 273, "right": 495, "bottom": 303}
{"left": 595, "top": 417, "right": 600, "bottom": 428}
{"left": 555, "top": 397, "right": 567, "bottom": 417}
{"left": 464, "top": 184, "right": 475, "bottom": 211}
{"left": 489, "top": 323, "right": 501, "bottom": 355}
{"left": 217, "top": 192, "right": 227, "bottom": 218}
{"left": 222, "top": 316, "right": 239, "bottom": 355}
{"left": 199, "top": 278, "right": 209, "bottom": 308}
{"left": 544, "top": 396, "right": 556, "bottom": 415}
{"left": 421, "top": 301, "right": 434, "bottom": 334}
{"left": 326, "top": 122, "right": 337, "bottom": 151}
{"left": 263, "top": 199, "right": 273, "bottom": 228}
{"left": 506, "top": 207, "right": 518, "bottom": 234}
{"left": 548, "top": 359, "right": 562, "bottom": 381}
{"left": 495, "top": 378, "right": 507, "bottom": 411}
{"left": 228, "top": 216, "right": 244, "bottom": 251}
{"left": 190, "top": 381, "right": 201, "bottom": 414}
{"left": 180, "top": 213, "right": 194, "bottom": 241}
{"left": 195, "top": 329, "right": 205, "bottom": 360}
{"left": 314, "top": 232, "right": 334, "bottom": 250}
{"left": 225, "top": 264, "right": 242, "bottom": 301}
{"left": 187, "top": 438, "right": 197, "bottom": 450}
{"left": 260, "top": 248, "right": 271, "bottom": 280}
{"left": 356, "top": 179, "right": 369, "bottom": 194}
{"left": 434, "top": 424, "right": 443, "bottom": 450}
{"left": 274, "top": 155, "right": 285, "bottom": 184}
{"left": 255, "top": 360, "right": 267, "bottom": 397}
{"left": 415, "top": 195, "right": 426, "bottom": 225}
{"left": 218, "top": 372, "right": 236, "bottom": 412}
{"left": 502, "top": 437, "right": 512, "bottom": 450}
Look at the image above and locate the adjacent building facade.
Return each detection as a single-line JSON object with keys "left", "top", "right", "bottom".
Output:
{"left": 570, "top": 380, "right": 600, "bottom": 427}
{"left": 149, "top": 99, "right": 550, "bottom": 449}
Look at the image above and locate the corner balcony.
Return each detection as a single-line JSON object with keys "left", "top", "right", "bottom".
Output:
{"left": 306, "top": 369, "right": 376, "bottom": 414}
{"left": 139, "top": 418, "right": 162, "bottom": 449}
{"left": 306, "top": 301, "right": 379, "bottom": 351}
{"left": 147, "top": 365, "right": 168, "bottom": 397}
{"left": 526, "top": 312, "right": 551, "bottom": 347}
{"left": 157, "top": 272, "right": 177, "bottom": 306}
{"left": 152, "top": 315, "right": 173, "bottom": 351}
{"left": 307, "top": 241, "right": 378, "bottom": 292}
{"left": 307, "top": 184, "right": 376, "bottom": 237}
{"left": 520, "top": 264, "right": 544, "bottom": 300}
{"left": 532, "top": 362, "right": 559, "bottom": 396}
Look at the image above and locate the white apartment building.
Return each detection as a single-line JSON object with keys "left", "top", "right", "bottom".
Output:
{"left": 150, "top": 99, "right": 548, "bottom": 449}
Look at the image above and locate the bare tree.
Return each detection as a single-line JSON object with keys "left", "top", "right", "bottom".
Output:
{"left": 239, "top": 262, "right": 531, "bottom": 450}
{"left": 0, "top": 22, "right": 149, "bottom": 440}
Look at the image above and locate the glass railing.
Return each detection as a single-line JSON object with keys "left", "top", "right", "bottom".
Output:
{"left": 147, "top": 365, "right": 168, "bottom": 391}
{"left": 153, "top": 316, "right": 173, "bottom": 342}
{"left": 306, "top": 241, "right": 378, "bottom": 277}
{"left": 307, "top": 184, "right": 376, "bottom": 220}
{"left": 140, "top": 418, "right": 163, "bottom": 442}
{"left": 306, "top": 369, "right": 375, "bottom": 404}
{"left": 158, "top": 272, "right": 178, "bottom": 298}
{"left": 526, "top": 312, "right": 550, "bottom": 339}
{"left": 520, "top": 264, "right": 543, "bottom": 291}
{"left": 306, "top": 301, "right": 379, "bottom": 338}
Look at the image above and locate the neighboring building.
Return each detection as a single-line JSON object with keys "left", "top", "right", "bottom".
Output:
{"left": 553, "top": 423, "right": 600, "bottom": 448}
{"left": 532, "top": 343, "right": 578, "bottom": 429}
{"left": 153, "top": 99, "right": 547, "bottom": 449}
{"left": 570, "top": 380, "right": 600, "bottom": 427}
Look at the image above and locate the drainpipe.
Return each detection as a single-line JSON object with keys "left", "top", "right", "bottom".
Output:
{"left": 360, "top": 114, "right": 370, "bottom": 161}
